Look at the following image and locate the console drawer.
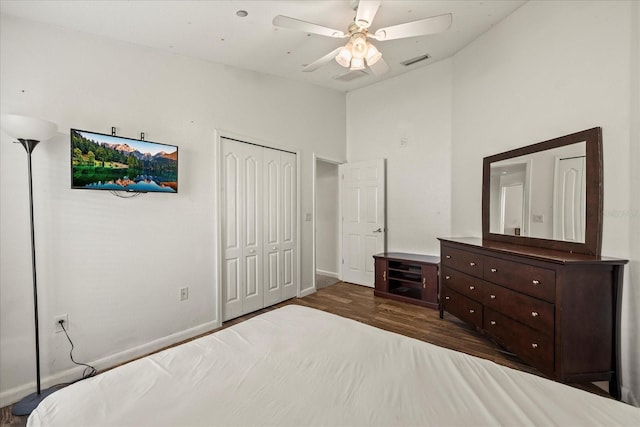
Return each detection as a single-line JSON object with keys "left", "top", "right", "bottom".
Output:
{"left": 441, "top": 288, "right": 483, "bottom": 330}
{"left": 440, "top": 266, "right": 484, "bottom": 302}
{"left": 483, "top": 256, "right": 555, "bottom": 302}
{"left": 483, "top": 282, "right": 554, "bottom": 333}
{"left": 484, "top": 308, "right": 554, "bottom": 375}
{"left": 441, "top": 246, "right": 483, "bottom": 278}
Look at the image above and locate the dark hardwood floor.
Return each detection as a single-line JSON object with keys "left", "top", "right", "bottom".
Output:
{"left": 0, "top": 281, "right": 609, "bottom": 427}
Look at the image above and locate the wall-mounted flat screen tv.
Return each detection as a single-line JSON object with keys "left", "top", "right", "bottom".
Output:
{"left": 71, "top": 129, "right": 178, "bottom": 193}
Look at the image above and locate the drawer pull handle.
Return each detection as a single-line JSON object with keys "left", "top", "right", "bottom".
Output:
{"left": 445, "top": 296, "right": 451, "bottom": 300}
{"left": 490, "top": 294, "right": 496, "bottom": 299}
{"left": 531, "top": 343, "right": 539, "bottom": 349}
{"left": 490, "top": 268, "right": 497, "bottom": 273}
{"left": 469, "top": 262, "right": 476, "bottom": 267}
{"left": 490, "top": 320, "right": 496, "bottom": 325}
{"left": 469, "top": 309, "right": 475, "bottom": 314}
{"left": 531, "top": 311, "right": 539, "bottom": 317}
{"left": 532, "top": 280, "right": 540, "bottom": 285}
{"left": 423, "top": 277, "right": 426, "bottom": 289}
{"left": 469, "top": 285, "right": 475, "bottom": 290}
{"left": 445, "top": 255, "right": 451, "bottom": 259}
{"left": 445, "top": 275, "right": 451, "bottom": 280}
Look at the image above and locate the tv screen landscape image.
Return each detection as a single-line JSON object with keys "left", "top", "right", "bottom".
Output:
{"left": 71, "top": 129, "right": 178, "bottom": 193}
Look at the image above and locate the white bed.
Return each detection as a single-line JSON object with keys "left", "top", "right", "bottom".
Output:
{"left": 29, "top": 305, "right": 639, "bottom": 426}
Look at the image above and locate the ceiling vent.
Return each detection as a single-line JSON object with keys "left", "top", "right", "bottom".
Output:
{"left": 333, "top": 70, "right": 369, "bottom": 82}
{"left": 401, "top": 54, "right": 431, "bottom": 67}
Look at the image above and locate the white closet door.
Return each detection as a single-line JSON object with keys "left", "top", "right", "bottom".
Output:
{"left": 263, "top": 149, "right": 297, "bottom": 306}
{"left": 280, "top": 151, "right": 297, "bottom": 300}
{"left": 263, "top": 149, "right": 282, "bottom": 306}
{"left": 221, "top": 139, "right": 264, "bottom": 321}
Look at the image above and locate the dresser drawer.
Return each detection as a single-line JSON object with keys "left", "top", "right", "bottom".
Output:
{"left": 441, "top": 266, "right": 484, "bottom": 302}
{"left": 484, "top": 309, "right": 554, "bottom": 374}
{"left": 483, "top": 256, "right": 556, "bottom": 302}
{"left": 441, "top": 246, "right": 484, "bottom": 278}
{"left": 442, "top": 288, "right": 483, "bottom": 329}
{"left": 483, "top": 282, "right": 554, "bottom": 333}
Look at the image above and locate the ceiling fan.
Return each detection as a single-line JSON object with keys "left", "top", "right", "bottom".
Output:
{"left": 273, "top": 0, "right": 452, "bottom": 76}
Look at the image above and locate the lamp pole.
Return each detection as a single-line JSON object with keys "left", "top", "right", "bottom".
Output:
{"left": 19, "top": 138, "right": 42, "bottom": 396}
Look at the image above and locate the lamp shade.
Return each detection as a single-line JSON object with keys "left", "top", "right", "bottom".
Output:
{"left": 1, "top": 114, "right": 58, "bottom": 142}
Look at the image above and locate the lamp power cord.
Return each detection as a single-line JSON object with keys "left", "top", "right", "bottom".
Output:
{"left": 58, "top": 320, "right": 97, "bottom": 382}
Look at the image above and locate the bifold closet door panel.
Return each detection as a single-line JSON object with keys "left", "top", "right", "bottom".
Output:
{"left": 263, "top": 149, "right": 298, "bottom": 306}
{"left": 280, "top": 151, "right": 297, "bottom": 300}
{"left": 221, "top": 139, "right": 264, "bottom": 321}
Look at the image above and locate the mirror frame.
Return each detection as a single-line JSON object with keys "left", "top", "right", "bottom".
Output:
{"left": 482, "top": 127, "right": 603, "bottom": 256}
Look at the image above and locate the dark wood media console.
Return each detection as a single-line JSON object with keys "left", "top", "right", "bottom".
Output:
{"left": 373, "top": 253, "right": 439, "bottom": 309}
{"left": 438, "top": 237, "right": 627, "bottom": 399}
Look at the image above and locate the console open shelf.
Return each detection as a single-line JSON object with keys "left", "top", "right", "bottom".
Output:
{"left": 373, "top": 253, "right": 440, "bottom": 309}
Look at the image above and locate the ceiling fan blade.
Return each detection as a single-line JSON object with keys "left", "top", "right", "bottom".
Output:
{"left": 355, "top": 0, "right": 381, "bottom": 29}
{"left": 273, "top": 15, "right": 346, "bottom": 38}
{"left": 303, "top": 47, "right": 342, "bottom": 72}
{"left": 371, "top": 13, "right": 452, "bottom": 41}
{"left": 368, "top": 57, "right": 389, "bottom": 76}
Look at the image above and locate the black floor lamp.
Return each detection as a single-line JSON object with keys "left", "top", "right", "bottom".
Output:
{"left": 1, "top": 114, "right": 58, "bottom": 416}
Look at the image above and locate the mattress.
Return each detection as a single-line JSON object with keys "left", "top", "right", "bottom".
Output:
{"left": 28, "top": 305, "right": 639, "bottom": 426}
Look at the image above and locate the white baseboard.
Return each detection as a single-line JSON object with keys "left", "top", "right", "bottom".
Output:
{"left": 299, "top": 286, "right": 317, "bottom": 297}
{"left": 316, "top": 269, "right": 338, "bottom": 278}
{"left": 0, "top": 318, "right": 220, "bottom": 407}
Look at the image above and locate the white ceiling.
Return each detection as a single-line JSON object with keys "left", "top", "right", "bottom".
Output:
{"left": 0, "top": 0, "right": 526, "bottom": 92}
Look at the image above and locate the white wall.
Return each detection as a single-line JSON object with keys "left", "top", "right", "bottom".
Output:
{"left": 0, "top": 14, "right": 346, "bottom": 405}
{"left": 315, "top": 160, "right": 339, "bottom": 276}
{"left": 451, "top": 0, "right": 639, "bottom": 404}
{"left": 347, "top": 59, "right": 452, "bottom": 256}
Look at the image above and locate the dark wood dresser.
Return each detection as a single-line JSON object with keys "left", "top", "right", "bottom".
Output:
{"left": 373, "top": 253, "right": 439, "bottom": 308}
{"left": 438, "top": 237, "right": 627, "bottom": 398}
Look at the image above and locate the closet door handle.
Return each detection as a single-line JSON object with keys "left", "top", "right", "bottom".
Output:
{"left": 373, "top": 228, "right": 383, "bottom": 233}
{"left": 422, "top": 277, "right": 426, "bottom": 288}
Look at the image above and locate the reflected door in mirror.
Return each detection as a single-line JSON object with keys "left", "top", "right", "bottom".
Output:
{"left": 489, "top": 142, "right": 585, "bottom": 242}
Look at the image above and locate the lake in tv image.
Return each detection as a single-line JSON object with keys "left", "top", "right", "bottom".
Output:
{"left": 71, "top": 129, "right": 178, "bottom": 193}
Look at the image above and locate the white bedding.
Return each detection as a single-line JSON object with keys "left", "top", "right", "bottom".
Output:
{"left": 29, "top": 305, "right": 639, "bottom": 426}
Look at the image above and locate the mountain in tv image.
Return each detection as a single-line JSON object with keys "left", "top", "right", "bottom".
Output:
{"left": 72, "top": 130, "right": 178, "bottom": 192}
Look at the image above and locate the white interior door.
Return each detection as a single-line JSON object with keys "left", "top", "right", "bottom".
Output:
{"left": 263, "top": 149, "right": 297, "bottom": 306}
{"left": 280, "top": 151, "right": 297, "bottom": 300}
{"left": 221, "top": 139, "right": 264, "bottom": 321}
{"left": 221, "top": 137, "right": 298, "bottom": 319}
{"left": 553, "top": 156, "right": 586, "bottom": 242}
{"left": 340, "top": 159, "right": 386, "bottom": 287}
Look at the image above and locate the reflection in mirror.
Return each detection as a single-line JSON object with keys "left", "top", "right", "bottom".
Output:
{"left": 489, "top": 141, "right": 586, "bottom": 242}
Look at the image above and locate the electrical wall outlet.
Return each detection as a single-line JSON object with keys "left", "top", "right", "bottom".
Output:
{"left": 54, "top": 314, "right": 69, "bottom": 333}
{"left": 180, "top": 287, "right": 189, "bottom": 301}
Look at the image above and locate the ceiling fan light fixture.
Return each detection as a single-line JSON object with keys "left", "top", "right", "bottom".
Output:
{"left": 335, "top": 45, "right": 353, "bottom": 68}
{"left": 350, "top": 57, "right": 365, "bottom": 71}
{"left": 365, "top": 42, "right": 382, "bottom": 66}
{"left": 351, "top": 33, "right": 367, "bottom": 59}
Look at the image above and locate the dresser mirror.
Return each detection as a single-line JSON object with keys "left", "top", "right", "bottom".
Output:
{"left": 482, "top": 127, "right": 603, "bottom": 256}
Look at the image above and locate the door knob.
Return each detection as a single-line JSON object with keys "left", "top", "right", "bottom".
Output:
{"left": 373, "top": 228, "right": 383, "bottom": 233}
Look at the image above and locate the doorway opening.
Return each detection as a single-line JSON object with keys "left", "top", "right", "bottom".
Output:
{"left": 313, "top": 155, "right": 341, "bottom": 291}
